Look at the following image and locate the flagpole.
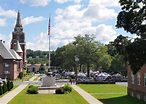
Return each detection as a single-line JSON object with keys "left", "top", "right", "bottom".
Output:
{"left": 49, "top": 29, "right": 50, "bottom": 69}
{"left": 48, "top": 14, "right": 51, "bottom": 71}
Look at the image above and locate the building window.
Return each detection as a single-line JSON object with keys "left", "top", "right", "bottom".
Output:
{"left": 131, "top": 72, "right": 134, "bottom": 84}
{"left": 144, "top": 73, "right": 146, "bottom": 87}
{"left": 137, "top": 72, "right": 141, "bottom": 85}
{"left": 3, "top": 63, "right": 10, "bottom": 68}
{"left": 136, "top": 93, "right": 140, "bottom": 99}
{"left": 144, "top": 95, "right": 146, "bottom": 102}
{"left": 131, "top": 91, "right": 134, "bottom": 97}
{"left": 4, "top": 70, "right": 10, "bottom": 74}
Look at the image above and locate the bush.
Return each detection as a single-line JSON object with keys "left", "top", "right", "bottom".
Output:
{"left": 55, "top": 87, "right": 65, "bottom": 94}
{"left": 0, "top": 86, "right": 3, "bottom": 95}
{"left": 55, "top": 84, "right": 72, "bottom": 94}
{"left": 63, "top": 84, "right": 72, "bottom": 93}
{"left": 18, "top": 72, "right": 23, "bottom": 79}
{"left": 3, "top": 82, "right": 7, "bottom": 93}
{"left": 27, "top": 85, "right": 38, "bottom": 94}
{"left": 7, "top": 80, "right": 11, "bottom": 91}
{"left": 10, "top": 81, "right": 13, "bottom": 90}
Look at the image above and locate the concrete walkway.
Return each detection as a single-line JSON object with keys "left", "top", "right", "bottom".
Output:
{"left": 0, "top": 75, "right": 37, "bottom": 104}
{"left": 71, "top": 84, "right": 103, "bottom": 104}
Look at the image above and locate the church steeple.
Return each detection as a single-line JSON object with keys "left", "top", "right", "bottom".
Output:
{"left": 11, "top": 10, "right": 26, "bottom": 64}
{"left": 15, "top": 10, "right": 22, "bottom": 27}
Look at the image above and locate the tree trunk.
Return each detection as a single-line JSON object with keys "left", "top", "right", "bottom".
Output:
{"left": 87, "top": 63, "right": 90, "bottom": 77}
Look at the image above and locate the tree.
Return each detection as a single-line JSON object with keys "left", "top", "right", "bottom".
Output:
{"left": 116, "top": 0, "right": 146, "bottom": 74}
{"left": 107, "top": 35, "right": 130, "bottom": 73}
{"left": 73, "top": 34, "right": 99, "bottom": 77}
{"left": 39, "top": 64, "right": 45, "bottom": 73}
{"left": 95, "top": 44, "right": 112, "bottom": 71}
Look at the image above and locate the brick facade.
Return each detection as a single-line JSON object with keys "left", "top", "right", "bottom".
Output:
{"left": 128, "top": 65, "right": 146, "bottom": 101}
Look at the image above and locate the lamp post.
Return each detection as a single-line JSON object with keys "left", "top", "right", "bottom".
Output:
{"left": 75, "top": 55, "right": 79, "bottom": 84}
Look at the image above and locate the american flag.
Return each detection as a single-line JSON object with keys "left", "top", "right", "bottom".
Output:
{"left": 48, "top": 18, "right": 50, "bottom": 35}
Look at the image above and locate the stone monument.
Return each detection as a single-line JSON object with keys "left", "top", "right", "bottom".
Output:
{"left": 38, "top": 72, "right": 60, "bottom": 93}
{"left": 41, "top": 72, "right": 56, "bottom": 87}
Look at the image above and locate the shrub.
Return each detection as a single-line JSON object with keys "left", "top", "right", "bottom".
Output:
{"left": 3, "top": 82, "right": 7, "bottom": 93}
{"left": 63, "top": 84, "right": 72, "bottom": 93}
{"left": 18, "top": 72, "right": 23, "bottom": 79}
{"left": 27, "top": 85, "right": 38, "bottom": 94}
{"left": 55, "top": 87, "right": 65, "bottom": 94}
{"left": 0, "top": 86, "right": 3, "bottom": 95}
{"left": 55, "top": 84, "right": 72, "bottom": 94}
{"left": 10, "top": 81, "right": 13, "bottom": 90}
{"left": 7, "top": 80, "right": 11, "bottom": 91}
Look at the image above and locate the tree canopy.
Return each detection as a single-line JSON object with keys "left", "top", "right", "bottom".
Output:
{"left": 116, "top": 0, "right": 146, "bottom": 74}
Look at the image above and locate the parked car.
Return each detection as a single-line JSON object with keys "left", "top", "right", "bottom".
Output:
{"left": 108, "top": 77, "right": 121, "bottom": 82}
{"left": 121, "top": 78, "right": 128, "bottom": 82}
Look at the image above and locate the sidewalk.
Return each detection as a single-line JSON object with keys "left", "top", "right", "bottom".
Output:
{"left": 0, "top": 75, "right": 37, "bottom": 104}
{"left": 71, "top": 84, "right": 103, "bottom": 104}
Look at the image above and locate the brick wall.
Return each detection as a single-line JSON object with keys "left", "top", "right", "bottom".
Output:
{"left": 128, "top": 65, "right": 146, "bottom": 101}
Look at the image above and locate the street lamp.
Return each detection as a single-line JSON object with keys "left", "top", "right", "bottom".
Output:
{"left": 75, "top": 55, "right": 79, "bottom": 84}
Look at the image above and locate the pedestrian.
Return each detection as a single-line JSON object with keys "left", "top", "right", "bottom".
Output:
{"left": 69, "top": 77, "right": 72, "bottom": 84}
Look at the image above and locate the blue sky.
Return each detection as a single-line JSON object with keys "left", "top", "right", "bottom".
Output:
{"left": 0, "top": 0, "right": 134, "bottom": 51}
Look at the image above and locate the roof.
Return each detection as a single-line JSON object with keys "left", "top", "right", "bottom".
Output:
{"left": 9, "top": 49, "right": 22, "bottom": 60}
{"left": 0, "top": 41, "right": 22, "bottom": 60}
{"left": 15, "top": 40, "right": 23, "bottom": 52}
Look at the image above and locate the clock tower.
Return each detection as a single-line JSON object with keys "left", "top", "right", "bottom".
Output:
{"left": 11, "top": 10, "right": 26, "bottom": 64}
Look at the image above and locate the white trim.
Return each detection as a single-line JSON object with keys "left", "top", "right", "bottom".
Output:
{"left": 137, "top": 72, "right": 141, "bottom": 85}
{"left": 131, "top": 72, "right": 134, "bottom": 84}
{"left": 144, "top": 73, "right": 146, "bottom": 87}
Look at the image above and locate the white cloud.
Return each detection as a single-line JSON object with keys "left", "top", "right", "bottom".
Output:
{"left": 0, "top": 33, "right": 11, "bottom": 48}
{"left": 0, "top": 18, "right": 6, "bottom": 27}
{"left": 89, "top": 0, "right": 120, "bottom": 7}
{"left": 95, "top": 24, "right": 117, "bottom": 43}
{"left": 0, "top": 7, "right": 16, "bottom": 18}
{"left": 26, "top": 32, "right": 67, "bottom": 51}
{"left": 73, "top": 0, "right": 82, "bottom": 4}
{"left": 55, "top": 0, "right": 68, "bottom": 4}
{"left": 25, "top": 0, "right": 119, "bottom": 50}
{"left": 0, "top": 33, "right": 7, "bottom": 40}
{"left": 20, "top": 0, "right": 50, "bottom": 6}
{"left": 54, "top": 0, "right": 82, "bottom": 4}
{"left": 84, "top": 2, "right": 117, "bottom": 22}
{"left": 51, "top": 2, "right": 118, "bottom": 48}
{"left": 22, "top": 16, "right": 45, "bottom": 25}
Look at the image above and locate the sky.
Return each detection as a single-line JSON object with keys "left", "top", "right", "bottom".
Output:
{"left": 0, "top": 0, "right": 134, "bottom": 51}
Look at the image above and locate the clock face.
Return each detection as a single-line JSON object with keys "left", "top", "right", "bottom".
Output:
{"left": 15, "top": 27, "right": 22, "bottom": 32}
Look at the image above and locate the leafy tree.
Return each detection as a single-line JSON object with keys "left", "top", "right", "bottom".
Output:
{"left": 107, "top": 35, "right": 130, "bottom": 73}
{"left": 95, "top": 44, "right": 112, "bottom": 71}
{"left": 73, "top": 34, "right": 100, "bottom": 77}
{"left": 39, "top": 64, "right": 45, "bottom": 73}
{"left": 116, "top": 0, "right": 146, "bottom": 74}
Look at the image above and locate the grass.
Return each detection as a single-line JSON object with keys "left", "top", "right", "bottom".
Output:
{"left": 78, "top": 84, "right": 146, "bottom": 104}
{"left": 14, "top": 74, "right": 33, "bottom": 82}
{"left": 8, "top": 86, "right": 89, "bottom": 104}
{"left": 33, "top": 74, "right": 41, "bottom": 81}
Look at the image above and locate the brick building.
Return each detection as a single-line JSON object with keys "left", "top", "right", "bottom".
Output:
{"left": 128, "top": 65, "right": 146, "bottom": 102}
{"left": 0, "top": 40, "right": 23, "bottom": 79}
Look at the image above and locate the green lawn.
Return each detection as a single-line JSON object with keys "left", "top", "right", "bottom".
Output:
{"left": 8, "top": 86, "right": 89, "bottom": 104}
{"left": 78, "top": 84, "right": 146, "bottom": 104}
